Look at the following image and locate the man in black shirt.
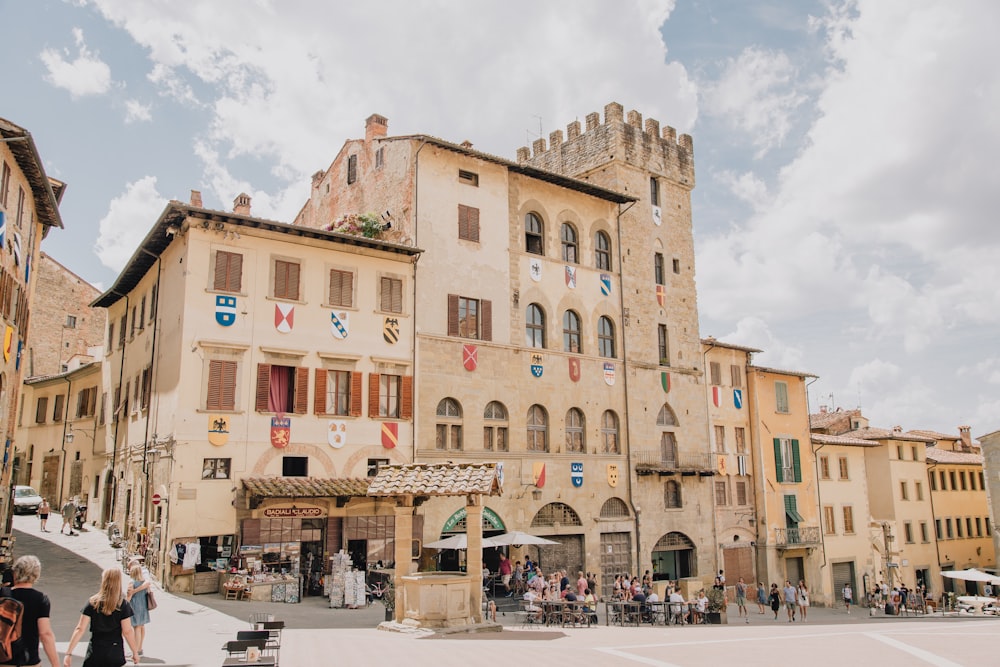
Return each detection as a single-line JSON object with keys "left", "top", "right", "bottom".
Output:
{"left": 3, "top": 555, "right": 59, "bottom": 667}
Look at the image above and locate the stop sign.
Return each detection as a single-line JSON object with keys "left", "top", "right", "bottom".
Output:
{"left": 152, "top": 493, "right": 162, "bottom": 506}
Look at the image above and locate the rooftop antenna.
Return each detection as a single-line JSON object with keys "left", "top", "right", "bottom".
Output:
{"left": 526, "top": 114, "right": 543, "bottom": 145}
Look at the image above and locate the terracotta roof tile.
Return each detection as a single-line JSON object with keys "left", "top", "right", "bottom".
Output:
{"left": 809, "top": 409, "right": 862, "bottom": 431}
{"left": 243, "top": 476, "right": 371, "bottom": 498}
{"left": 846, "top": 427, "right": 936, "bottom": 443}
{"left": 367, "top": 462, "right": 501, "bottom": 497}
{"left": 925, "top": 447, "right": 984, "bottom": 465}
{"left": 811, "top": 433, "right": 880, "bottom": 447}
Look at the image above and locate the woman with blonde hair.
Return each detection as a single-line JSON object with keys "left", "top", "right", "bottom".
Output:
{"left": 126, "top": 563, "right": 152, "bottom": 656}
{"left": 62, "top": 568, "right": 139, "bottom": 667}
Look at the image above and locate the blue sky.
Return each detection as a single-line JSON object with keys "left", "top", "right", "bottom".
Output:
{"left": 2, "top": 0, "right": 998, "bottom": 436}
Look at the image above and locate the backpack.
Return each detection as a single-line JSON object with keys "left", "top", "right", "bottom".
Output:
{"left": 0, "top": 587, "right": 24, "bottom": 664}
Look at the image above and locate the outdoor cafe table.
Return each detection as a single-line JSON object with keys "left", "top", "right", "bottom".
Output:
{"left": 605, "top": 599, "right": 643, "bottom": 626}
{"left": 222, "top": 658, "right": 276, "bottom": 667}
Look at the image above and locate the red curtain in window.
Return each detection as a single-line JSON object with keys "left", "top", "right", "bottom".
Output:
{"left": 269, "top": 366, "right": 291, "bottom": 413}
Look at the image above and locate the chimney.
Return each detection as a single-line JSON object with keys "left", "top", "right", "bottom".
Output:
{"left": 189, "top": 190, "right": 203, "bottom": 207}
{"left": 365, "top": 114, "right": 388, "bottom": 143}
{"left": 892, "top": 425, "right": 903, "bottom": 435}
{"left": 819, "top": 405, "right": 828, "bottom": 414}
{"left": 233, "top": 193, "right": 251, "bottom": 216}
{"left": 959, "top": 425, "right": 972, "bottom": 452}
{"left": 460, "top": 140, "right": 473, "bottom": 149}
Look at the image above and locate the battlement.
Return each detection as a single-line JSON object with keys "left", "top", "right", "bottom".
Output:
{"left": 516, "top": 101, "right": 694, "bottom": 188}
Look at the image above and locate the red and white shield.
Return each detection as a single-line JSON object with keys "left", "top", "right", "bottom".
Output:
{"left": 463, "top": 344, "right": 478, "bottom": 371}
{"left": 274, "top": 303, "right": 294, "bottom": 333}
{"left": 656, "top": 284, "right": 665, "bottom": 307}
{"left": 568, "top": 358, "right": 581, "bottom": 382}
{"left": 270, "top": 416, "right": 290, "bottom": 449}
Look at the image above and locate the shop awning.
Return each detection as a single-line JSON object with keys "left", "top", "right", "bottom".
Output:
{"left": 367, "top": 462, "right": 501, "bottom": 497}
{"left": 242, "top": 476, "right": 371, "bottom": 498}
{"left": 785, "top": 508, "right": 805, "bottom": 524}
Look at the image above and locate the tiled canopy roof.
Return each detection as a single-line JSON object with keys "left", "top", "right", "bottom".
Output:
{"left": 242, "top": 477, "right": 371, "bottom": 498}
{"left": 367, "top": 462, "right": 501, "bottom": 497}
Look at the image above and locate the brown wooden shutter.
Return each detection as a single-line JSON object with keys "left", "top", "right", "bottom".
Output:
{"left": 350, "top": 372, "right": 363, "bottom": 417}
{"left": 289, "top": 262, "right": 300, "bottom": 300}
{"left": 213, "top": 252, "right": 228, "bottom": 290}
{"left": 219, "top": 360, "right": 236, "bottom": 410}
{"left": 255, "top": 363, "right": 271, "bottom": 412}
{"left": 469, "top": 206, "right": 480, "bottom": 242}
{"left": 368, "top": 373, "right": 380, "bottom": 418}
{"left": 314, "top": 368, "right": 327, "bottom": 415}
{"left": 481, "top": 299, "right": 492, "bottom": 341}
{"left": 447, "top": 294, "right": 459, "bottom": 336}
{"left": 294, "top": 367, "right": 309, "bottom": 414}
{"left": 400, "top": 375, "right": 413, "bottom": 420}
{"left": 390, "top": 278, "right": 402, "bottom": 313}
{"left": 230, "top": 252, "right": 243, "bottom": 292}
{"left": 206, "top": 362, "right": 221, "bottom": 410}
{"left": 458, "top": 205, "right": 467, "bottom": 239}
{"left": 380, "top": 277, "right": 390, "bottom": 311}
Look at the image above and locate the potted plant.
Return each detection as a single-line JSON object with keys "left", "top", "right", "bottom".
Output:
{"left": 382, "top": 586, "right": 395, "bottom": 622}
{"left": 705, "top": 587, "right": 727, "bottom": 624}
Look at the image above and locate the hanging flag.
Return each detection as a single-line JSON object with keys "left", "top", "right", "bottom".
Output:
{"left": 270, "top": 416, "right": 290, "bottom": 448}
{"left": 737, "top": 455, "right": 748, "bottom": 476}
{"left": 3, "top": 326, "right": 12, "bottom": 362}
{"left": 208, "top": 415, "right": 230, "bottom": 446}
{"left": 328, "top": 420, "right": 347, "bottom": 448}
{"left": 23, "top": 254, "right": 29, "bottom": 284}
{"left": 717, "top": 455, "right": 728, "bottom": 475}
{"left": 496, "top": 462, "right": 505, "bottom": 489}
{"left": 529, "top": 258, "right": 542, "bottom": 282}
{"left": 530, "top": 353, "right": 543, "bottom": 378}
{"left": 571, "top": 462, "right": 583, "bottom": 488}
{"left": 0, "top": 211, "right": 6, "bottom": 250}
{"left": 733, "top": 389, "right": 743, "bottom": 409}
{"left": 215, "top": 295, "right": 237, "bottom": 326}
{"left": 11, "top": 232, "right": 21, "bottom": 266}
{"left": 565, "top": 266, "right": 577, "bottom": 289}
{"left": 15, "top": 340, "right": 22, "bottom": 371}
{"left": 660, "top": 371, "right": 670, "bottom": 393}
{"left": 381, "top": 422, "right": 398, "bottom": 449}
{"left": 331, "top": 311, "right": 349, "bottom": 338}
{"left": 568, "top": 357, "right": 581, "bottom": 382}
{"left": 383, "top": 317, "right": 400, "bottom": 344}
{"left": 532, "top": 462, "right": 546, "bottom": 488}
{"left": 603, "top": 362, "right": 616, "bottom": 386}
{"left": 656, "top": 284, "right": 666, "bottom": 307}
{"left": 274, "top": 303, "right": 294, "bottom": 333}
{"left": 600, "top": 273, "right": 611, "bottom": 296}
{"left": 652, "top": 205, "right": 662, "bottom": 226}
{"left": 606, "top": 463, "right": 619, "bottom": 488}
{"left": 712, "top": 385, "right": 721, "bottom": 407}
{"left": 463, "top": 344, "right": 478, "bottom": 371}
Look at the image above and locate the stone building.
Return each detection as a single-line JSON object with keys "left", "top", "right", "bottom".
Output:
{"left": 296, "top": 103, "right": 717, "bottom": 592}
{"left": 979, "top": 429, "right": 1000, "bottom": 570}
{"left": 25, "top": 253, "right": 105, "bottom": 376}
{"left": 90, "top": 194, "right": 420, "bottom": 592}
{"left": 0, "top": 117, "right": 64, "bottom": 526}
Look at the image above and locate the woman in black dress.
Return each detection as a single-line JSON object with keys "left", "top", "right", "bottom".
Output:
{"left": 768, "top": 583, "right": 781, "bottom": 620}
{"left": 63, "top": 568, "right": 140, "bottom": 667}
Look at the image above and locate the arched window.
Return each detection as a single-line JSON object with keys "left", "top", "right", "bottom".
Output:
{"left": 527, "top": 404, "right": 548, "bottom": 452}
{"left": 483, "top": 401, "right": 508, "bottom": 452}
{"left": 435, "top": 398, "right": 463, "bottom": 450}
{"left": 598, "top": 316, "right": 616, "bottom": 358}
{"left": 595, "top": 231, "right": 611, "bottom": 270}
{"left": 565, "top": 408, "right": 585, "bottom": 453}
{"left": 563, "top": 310, "right": 581, "bottom": 353}
{"left": 531, "top": 502, "right": 582, "bottom": 527}
{"left": 561, "top": 223, "right": 578, "bottom": 263}
{"left": 664, "top": 480, "right": 682, "bottom": 508}
{"left": 600, "top": 497, "right": 630, "bottom": 519}
{"left": 658, "top": 403, "right": 679, "bottom": 465}
{"left": 602, "top": 410, "right": 620, "bottom": 454}
{"left": 526, "top": 304, "right": 545, "bottom": 348}
{"left": 525, "top": 213, "right": 544, "bottom": 255}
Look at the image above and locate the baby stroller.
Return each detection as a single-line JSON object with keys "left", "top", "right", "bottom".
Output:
{"left": 73, "top": 504, "right": 87, "bottom": 531}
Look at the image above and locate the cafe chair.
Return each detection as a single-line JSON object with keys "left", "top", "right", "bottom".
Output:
{"left": 236, "top": 630, "right": 275, "bottom": 662}
{"left": 223, "top": 638, "right": 267, "bottom": 659}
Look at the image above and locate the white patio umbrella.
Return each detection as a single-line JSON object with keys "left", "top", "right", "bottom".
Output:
{"left": 941, "top": 568, "right": 998, "bottom": 583}
{"left": 424, "top": 534, "right": 501, "bottom": 550}
{"left": 489, "top": 530, "right": 559, "bottom": 547}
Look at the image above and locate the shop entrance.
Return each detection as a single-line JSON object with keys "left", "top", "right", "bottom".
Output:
{"left": 301, "top": 518, "right": 325, "bottom": 596}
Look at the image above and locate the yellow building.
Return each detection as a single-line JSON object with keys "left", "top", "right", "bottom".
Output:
{"left": 0, "top": 117, "right": 65, "bottom": 526}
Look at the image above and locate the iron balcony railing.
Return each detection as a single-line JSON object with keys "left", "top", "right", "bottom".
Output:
{"left": 774, "top": 526, "right": 821, "bottom": 547}
{"left": 631, "top": 449, "right": 716, "bottom": 474}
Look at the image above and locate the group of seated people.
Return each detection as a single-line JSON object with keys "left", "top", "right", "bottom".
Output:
{"left": 610, "top": 574, "right": 710, "bottom": 624}
{"left": 521, "top": 567, "right": 598, "bottom": 624}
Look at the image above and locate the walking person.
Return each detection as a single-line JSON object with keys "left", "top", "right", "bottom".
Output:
{"left": 126, "top": 564, "right": 152, "bottom": 657}
{"left": 797, "top": 580, "right": 810, "bottom": 621}
{"left": 38, "top": 499, "right": 51, "bottom": 532}
{"left": 768, "top": 583, "right": 781, "bottom": 620}
{"left": 3, "top": 555, "right": 60, "bottom": 667}
{"left": 756, "top": 581, "right": 767, "bottom": 614}
{"left": 735, "top": 577, "right": 748, "bottom": 621}
{"left": 62, "top": 568, "right": 140, "bottom": 667}
{"left": 842, "top": 582, "right": 853, "bottom": 614}
{"left": 60, "top": 498, "right": 77, "bottom": 536}
{"left": 782, "top": 580, "right": 797, "bottom": 622}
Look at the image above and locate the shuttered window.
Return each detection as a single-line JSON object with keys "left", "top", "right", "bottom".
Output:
{"left": 274, "top": 260, "right": 300, "bottom": 300}
{"left": 458, "top": 205, "right": 480, "bottom": 242}
{"left": 773, "top": 438, "right": 801, "bottom": 483}
{"left": 368, "top": 373, "right": 412, "bottom": 419}
{"left": 214, "top": 251, "right": 243, "bottom": 292}
{"left": 254, "top": 363, "right": 308, "bottom": 413}
{"left": 206, "top": 360, "right": 237, "bottom": 411}
{"left": 347, "top": 154, "right": 357, "bottom": 184}
{"left": 329, "top": 269, "right": 354, "bottom": 307}
{"left": 380, "top": 277, "right": 403, "bottom": 313}
{"left": 314, "top": 369, "right": 360, "bottom": 416}
{"left": 775, "top": 381, "right": 789, "bottom": 413}
{"left": 447, "top": 294, "right": 492, "bottom": 341}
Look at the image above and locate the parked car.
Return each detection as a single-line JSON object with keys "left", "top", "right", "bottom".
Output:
{"left": 12, "top": 485, "right": 43, "bottom": 514}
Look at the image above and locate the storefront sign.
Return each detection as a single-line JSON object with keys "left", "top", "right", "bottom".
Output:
{"left": 441, "top": 506, "right": 505, "bottom": 533}
{"left": 262, "top": 506, "right": 325, "bottom": 518}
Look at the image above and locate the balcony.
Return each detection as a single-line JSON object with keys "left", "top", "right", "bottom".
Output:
{"left": 632, "top": 450, "right": 715, "bottom": 477}
{"left": 774, "top": 526, "right": 821, "bottom": 548}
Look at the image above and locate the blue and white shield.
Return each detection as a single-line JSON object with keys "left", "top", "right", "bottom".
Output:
{"left": 571, "top": 462, "right": 583, "bottom": 488}
{"left": 331, "top": 311, "right": 349, "bottom": 339}
{"left": 215, "top": 295, "right": 237, "bottom": 326}
{"left": 600, "top": 273, "right": 611, "bottom": 296}
{"left": 530, "top": 353, "right": 543, "bottom": 378}
{"left": 734, "top": 389, "right": 744, "bottom": 409}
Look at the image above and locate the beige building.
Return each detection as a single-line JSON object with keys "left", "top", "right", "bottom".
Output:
{"left": 91, "top": 195, "right": 420, "bottom": 592}
{"left": 746, "top": 366, "right": 824, "bottom": 595}
{"left": 0, "top": 117, "right": 64, "bottom": 526}
{"left": 918, "top": 428, "right": 995, "bottom": 592}
{"left": 297, "top": 103, "right": 717, "bottom": 592}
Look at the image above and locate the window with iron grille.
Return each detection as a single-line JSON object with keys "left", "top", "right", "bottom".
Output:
{"left": 531, "top": 502, "right": 582, "bottom": 527}
{"left": 600, "top": 498, "right": 630, "bottom": 519}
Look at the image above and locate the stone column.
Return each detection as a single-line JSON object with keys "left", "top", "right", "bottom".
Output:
{"left": 466, "top": 494, "right": 483, "bottom": 623}
{"left": 393, "top": 498, "right": 414, "bottom": 622}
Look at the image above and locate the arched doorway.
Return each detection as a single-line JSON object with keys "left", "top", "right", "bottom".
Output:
{"left": 436, "top": 506, "right": 505, "bottom": 572}
{"left": 652, "top": 531, "right": 696, "bottom": 581}
{"left": 530, "top": 502, "right": 584, "bottom": 576}
{"left": 101, "top": 471, "right": 115, "bottom": 526}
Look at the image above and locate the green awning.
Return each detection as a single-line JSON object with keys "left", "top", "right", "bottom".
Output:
{"left": 785, "top": 508, "right": 805, "bottom": 524}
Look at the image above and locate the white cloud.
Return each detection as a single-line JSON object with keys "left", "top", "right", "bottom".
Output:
{"left": 718, "top": 170, "right": 771, "bottom": 210}
{"left": 39, "top": 27, "right": 112, "bottom": 98}
{"left": 94, "top": 176, "right": 168, "bottom": 272}
{"left": 700, "top": 46, "right": 806, "bottom": 157}
{"left": 124, "top": 99, "right": 152, "bottom": 123}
